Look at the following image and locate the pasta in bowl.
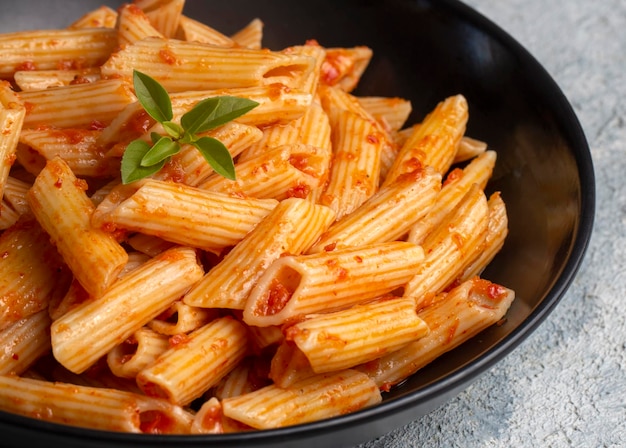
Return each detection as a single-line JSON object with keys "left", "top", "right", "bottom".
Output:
{"left": 0, "top": 0, "right": 594, "bottom": 446}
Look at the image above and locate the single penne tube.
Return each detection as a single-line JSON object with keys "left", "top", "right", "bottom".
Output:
{"left": 403, "top": 185, "right": 489, "bottom": 308}
{"left": 51, "top": 246, "right": 204, "bottom": 374}
{"left": 199, "top": 143, "right": 329, "bottom": 201}
{"left": 455, "top": 135, "right": 488, "bottom": 163}
{"left": 152, "top": 122, "right": 263, "bottom": 186}
{"left": 144, "top": 0, "right": 185, "bottom": 38}
{"left": 230, "top": 18, "right": 264, "bottom": 49}
{"left": 137, "top": 316, "right": 249, "bottom": 405}
{"left": 21, "top": 79, "right": 137, "bottom": 129}
{"left": 92, "top": 179, "right": 279, "bottom": 252}
{"left": 0, "top": 376, "right": 194, "bottom": 434}
{"left": 169, "top": 84, "right": 312, "bottom": 127}
{"left": 68, "top": 5, "right": 118, "bottom": 29}
{"left": 147, "top": 300, "right": 219, "bottom": 335}
{"left": 222, "top": 369, "right": 381, "bottom": 430}
{"left": 269, "top": 341, "right": 316, "bottom": 388}
{"left": 19, "top": 128, "right": 119, "bottom": 178}
{"left": 116, "top": 3, "right": 164, "bottom": 47}
{"left": 107, "top": 327, "right": 170, "bottom": 379}
{"left": 243, "top": 241, "right": 425, "bottom": 327}
{"left": 358, "top": 277, "right": 515, "bottom": 388}
{"left": 383, "top": 94, "right": 468, "bottom": 185}
{"left": 191, "top": 397, "right": 252, "bottom": 434}
{"left": 101, "top": 37, "right": 316, "bottom": 92}
{"left": 0, "top": 310, "right": 51, "bottom": 376}
{"left": 27, "top": 157, "right": 128, "bottom": 298}
{"left": 0, "top": 28, "right": 117, "bottom": 78}
{"left": 407, "top": 150, "right": 497, "bottom": 244}
{"left": 460, "top": 192, "right": 508, "bottom": 281}
{"left": 177, "top": 15, "right": 235, "bottom": 47}
{"left": 13, "top": 68, "right": 101, "bottom": 91}
{"left": 319, "top": 107, "right": 385, "bottom": 219}
{"left": 357, "top": 96, "right": 413, "bottom": 132}
{"left": 0, "top": 81, "right": 25, "bottom": 198}
{"left": 319, "top": 46, "right": 373, "bottom": 92}
{"left": 0, "top": 217, "right": 68, "bottom": 330}
{"left": 285, "top": 297, "right": 429, "bottom": 374}
{"left": 308, "top": 166, "right": 441, "bottom": 253}
{"left": 183, "top": 197, "right": 335, "bottom": 310}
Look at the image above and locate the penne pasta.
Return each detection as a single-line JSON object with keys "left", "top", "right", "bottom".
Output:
{"left": 20, "top": 79, "right": 137, "bottom": 129}
{"left": 101, "top": 38, "right": 316, "bottom": 93}
{"left": 13, "top": 68, "right": 101, "bottom": 91}
{"left": 359, "top": 277, "right": 515, "bottom": 389}
{"left": 19, "top": 128, "right": 119, "bottom": 178}
{"left": 51, "top": 246, "right": 204, "bottom": 374}
{"left": 137, "top": 316, "right": 249, "bottom": 406}
{"left": 285, "top": 297, "right": 429, "bottom": 373}
{"left": 407, "top": 149, "right": 497, "bottom": 245}
{"left": 222, "top": 369, "right": 381, "bottom": 430}
{"left": 358, "top": 96, "right": 413, "bottom": 132}
{"left": 0, "top": 375, "right": 194, "bottom": 434}
{"left": 0, "top": 28, "right": 117, "bottom": 78}
{"left": 403, "top": 184, "right": 489, "bottom": 308}
{"left": 0, "top": 217, "right": 69, "bottom": 330}
{"left": 308, "top": 166, "right": 441, "bottom": 253}
{"left": 460, "top": 192, "right": 509, "bottom": 281}
{"left": 143, "top": 0, "right": 185, "bottom": 38}
{"left": 384, "top": 94, "right": 468, "bottom": 184}
{"left": 0, "top": 3, "right": 515, "bottom": 434}
{"left": 107, "top": 327, "right": 170, "bottom": 379}
{"left": 0, "top": 310, "right": 51, "bottom": 375}
{"left": 92, "top": 179, "right": 279, "bottom": 252}
{"left": 199, "top": 143, "right": 329, "bottom": 200}
{"left": 148, "top": 300, "right": 218, "bottom": 336}
{"left": 0, "top": 81, "right": 26, "bottom": 199}
{"left": 183, "top": 197, "right": 335, "bottom": 310}
{"left": 176, "top": 15, "right": 235, "bottom": 47}
{"left": 68, "top": 5, "right": 118, "bottom": 30}
{"left": 27, "top": 157, "right": 129, "bottom": 298}
{"left": 230, "top": 18, "right": 264, "bottom": 49}
{"left": 116, "top": 3, "right": 165, "bottom": 48}
{"left": 243, "top": 241, "right": 425, "bottom": 327}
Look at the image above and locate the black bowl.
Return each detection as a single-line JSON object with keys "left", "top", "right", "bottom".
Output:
{"left": 0, "top": 0, "right": 595, "bottom": 446}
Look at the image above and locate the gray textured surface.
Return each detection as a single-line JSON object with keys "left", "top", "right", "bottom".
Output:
{"left": 362, "top": 1, "right": 626, "bottom": 447}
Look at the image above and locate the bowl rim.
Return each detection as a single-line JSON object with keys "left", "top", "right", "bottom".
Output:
{"left": 0, "top": 0, "right": 596, "bottom": 445}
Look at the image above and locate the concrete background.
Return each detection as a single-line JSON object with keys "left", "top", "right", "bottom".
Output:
{"left": 362, "top": 1, "right": 626, "bottom": 446}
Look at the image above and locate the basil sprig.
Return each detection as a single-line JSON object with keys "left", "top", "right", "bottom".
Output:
{"left": 120, "top": 70, "right": 259, "bottom": 184}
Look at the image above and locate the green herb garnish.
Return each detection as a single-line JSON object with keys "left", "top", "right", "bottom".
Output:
{"left": 120, "top": 70, "right": 259, "bottom": 184}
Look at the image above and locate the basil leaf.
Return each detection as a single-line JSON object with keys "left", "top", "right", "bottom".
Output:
{"left": 121, "top": 139, "right": 165, "bottom": 184}
{"left": 133, "top": 70, "right": 173, "bottom": 123}
{"left": 162, "top": 121, "right": 184, "bottom": 140}
{"left": 141, "top": 137, "right": 180, "bottom": 167}
{"left": 150, "top": 132, "right": 162, "bottom": 144}
{"left": 192, "top": 136, "right": 236, "bottom": 180}
{"left": 181, "top": 96, "right": 259, "bottom": 135}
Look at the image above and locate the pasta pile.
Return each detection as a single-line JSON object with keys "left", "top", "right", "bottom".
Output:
{"left": 0, "top": 0, "right": 515, "bottom": 435}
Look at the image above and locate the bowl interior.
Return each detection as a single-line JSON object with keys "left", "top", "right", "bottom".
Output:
{"left": 0, "top": 0, "right": 594, "bottom": 446}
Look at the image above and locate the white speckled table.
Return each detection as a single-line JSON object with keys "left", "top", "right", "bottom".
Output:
{"left": 362, "top": 1, "right": 626, "bottom": 447}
